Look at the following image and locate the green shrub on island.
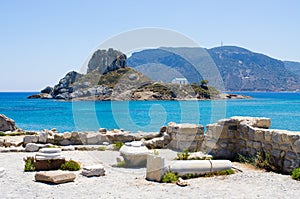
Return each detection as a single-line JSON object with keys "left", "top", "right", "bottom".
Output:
{"left": 161, "top": 172, "right": 179, "bottom": 183}
{"left": 0, "top": 132, "right": 5, "bottom": 136}
{"left": 60, "top": 160, "right": 81, "bottom": 171}
{"left": 113, "top": 141, "right": 124, "bottom": 150}
{"left": 24, "top": 157, "right": 35, "bottom": 172}
{"left": 291, "top": 167, "right": 300, "bottom": 181}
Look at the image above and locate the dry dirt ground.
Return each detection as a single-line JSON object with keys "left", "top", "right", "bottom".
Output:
{"left": 0, "top": 150, "right": 299, "bottom": 199}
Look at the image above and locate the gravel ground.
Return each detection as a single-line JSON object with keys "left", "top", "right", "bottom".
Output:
{"left": 0, "top": 150, "right": 299, "bottom": 199}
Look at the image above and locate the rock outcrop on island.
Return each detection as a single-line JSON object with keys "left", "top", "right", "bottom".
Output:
{"left": 87, "top": 48, "right": 127, "bottom": 74}
{"left": 28, "top": 48, "right": 249, "bottom": 101}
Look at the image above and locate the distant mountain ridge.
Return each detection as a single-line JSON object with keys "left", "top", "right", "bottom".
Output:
{"left": 127, "top": 46, "right": 300, "bottom": 91}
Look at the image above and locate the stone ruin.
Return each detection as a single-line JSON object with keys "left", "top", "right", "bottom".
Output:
{"left": 1, "top": 116, "right": 299, "bottom": 174}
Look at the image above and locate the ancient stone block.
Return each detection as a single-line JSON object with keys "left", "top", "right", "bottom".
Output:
{"left": 293, "top": 139, "right": 300, "bottom": 153}
{"left": 246, "top": 140, "right": 253, "bottom": 148}
{"left": 281, "top": 132, "right": 291, "bottom": 143}
{"left": 237, "top": 139, "right": 246, "bottom": 147}
{"left": 279, "top": 144, "right": 290, "bottom": 151}
{"left": 34, "top": 159, "right": 65, "bottom": 170}
{"left": 253, "top": 141, "right": 261, "bottom": 149}
{"left": 23, "top": 135, "right": 39, "bottom": 146}
{"left": 262, "top": 143, "right": 273, "bottom": 151}
{"left": 78, "top": 132, "right": 87, "bottom": 144}
{"left": 146, "top": 155, "right": 164, "bottom": 182}
{"left": 272, "top": 133, "right": 282, "bottom": 144}
{"left": 206, "top": 124, "right": 228, "bottom": 139}
{"left": 264, "top": 130, "right": 272, "bottom": 142}
{"left": 177, "top": 124, "right": 204, "bottom": 135}
{"left": 35, "top": 171, "right": 76, "bottom": 184}
{"left": 62, "top": 132, "right": 71, "bottom": 139}
{"left": 81, "top": 164, "right": 105, "bottom": 177}
{"left": 86, "top": 133, "right": 99, "bottom": 145}
{"left": 253, "top": 130, "right": 264, "bottom": 141}
{"left": 25, "top": 143, "right": 44, "bottom": 152}
{"left": 59, "top": 139, "right": 72, "bottom": 146}
{"left": 285, "top": 151, "right": 297, "bottom": 160}
{"left": 271, "top": 149, "right": 281, "bottom": 158}
{"left": 173, "top": 133, "right": 203, "bottom": 141}
{"left": 38, "top": 131, "right": 48, "bottom": 144}
{"left": 203, "top": 138, "right": 219, "bottom": 149}
{"left": 120, "top": 141, "right": 152, "bottom": 167}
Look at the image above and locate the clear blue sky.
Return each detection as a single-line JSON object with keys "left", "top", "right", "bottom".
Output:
{"left": 1, "top": 0, "right": 300, "bottom": 91}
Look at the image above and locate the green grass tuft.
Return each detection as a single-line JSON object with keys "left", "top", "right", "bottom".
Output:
{"left": 98, "top": 146, "right": 106, "bottom": 151}
{"left": 161, "top": 172, "right": 179, "bottom": 183}
{"left": 60, "top": 160, "right": 81, "bottom": 171}
{"left": 291, "top": 167, "right": 300, "bottom": 181}
{"left": 113, "top": 141, "right": 124, "bottom": 150}
{"left": 176, "top": 149, "right": 190, "bottom": 160}
{"left": 24, "top": 157, "right": 35, "bottom": 172}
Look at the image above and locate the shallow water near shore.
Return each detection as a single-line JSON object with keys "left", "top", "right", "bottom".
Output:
{"left": 0, "top": 92, "right": 299, "bottom": 132}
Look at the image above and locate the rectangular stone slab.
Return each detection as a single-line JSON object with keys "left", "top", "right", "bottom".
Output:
{"left": 35, "top": 171, "right": 76, "bottom": 184}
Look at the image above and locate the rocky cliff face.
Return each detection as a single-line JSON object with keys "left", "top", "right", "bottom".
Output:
{"left": 87, "top": 48, "right": 127, "bottom": 74}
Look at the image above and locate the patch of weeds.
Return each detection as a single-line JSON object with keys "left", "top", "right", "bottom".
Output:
{"left": 0, "top": 132, "right": 24, "bottom": 136}
{"left": 161, "top": 172, "right": 179, "bottom": 183}
{"left": 153, "top": 149, "right": 159, "bottom": 156}
{"left": 60, "top": 160, "right": 81, "bottom": 171}
{"left": 182, "top": 169, "right": 235, "bottom": 179}
{"left": 235, "top": 151, "right": 274, "bottom": 171}
{"left": 8, "top": 132, "right": 24, "bottom": 136}
{"left": 235, "top": 153, "right": 255, "bottom": 164}
{"left": 24, "top": 157, "right": 35, "bottom": 172}
{"left": 98, "top": 146, "right": 106, "bottom": 151}
{"left": 291, "top": 167, "right": 300, "bottom": 181}
{"left": 254, "top": 151, "right": 274, "bottom": 170}
{"left": 48, "top": 145, "right": 60, "bottom": 148}
{"left": 176, "top": 149, "right": 190, "bottom": 160}
{"left": 113, "top": 141, "right": 124, "bottom": 150}
{"left": 215, "top": 169, "right": 235, "bottom": 176}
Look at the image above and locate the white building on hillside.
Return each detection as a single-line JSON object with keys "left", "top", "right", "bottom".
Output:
{"left": 171, "top": 78, "right": 188, "bottom": 85}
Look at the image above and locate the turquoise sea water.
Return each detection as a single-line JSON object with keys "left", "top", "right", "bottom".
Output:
{"left": 0, "top": 92, "right": 299, "bottom": 132}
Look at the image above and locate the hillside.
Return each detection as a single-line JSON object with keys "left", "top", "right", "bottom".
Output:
{"left": 127, "top": 49, "right": 204, "bottom": 84}
{"left": 28, "top": 48, "right": 235, "bottom": 100}
{"left": 284, "top": 61, "right": 300, "bottom": 77}
{"left": 128, "top": 46, "right": 300, "bottom": 91}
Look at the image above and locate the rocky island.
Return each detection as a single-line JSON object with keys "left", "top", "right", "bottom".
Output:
{"left": 28, "top": 48, "right": 250, "bottom": 101}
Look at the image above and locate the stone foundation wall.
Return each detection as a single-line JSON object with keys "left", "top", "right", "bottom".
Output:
{"left": 23, "top": 130, "right": 161, "bottom": 147}
{"left": 166, "top": 123, "right": 204, "bottom": 151}
{"left": 20, "top": 116, "right": 300, "bottom": 173}
{"left": 202, "top": 116, "right": 300, "bottom": 173}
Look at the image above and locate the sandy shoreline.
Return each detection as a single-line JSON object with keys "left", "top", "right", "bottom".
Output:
{"left": 0, "top": 150, "right": 299, "bottom": 199}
